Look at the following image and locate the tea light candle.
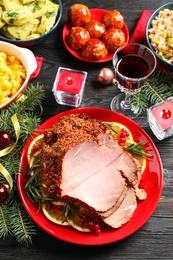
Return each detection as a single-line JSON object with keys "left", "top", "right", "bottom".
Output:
{"left": 147, "top": 97, "right": 173, "bottom": 140}
{"left": 151, "top": 101, "right": 173, "bottom": 130}
{"left": 52, "top": 67, "right": 87, "bottom": 107}
{"left": 56, "top": 70, "right": 86, "bottom": 94}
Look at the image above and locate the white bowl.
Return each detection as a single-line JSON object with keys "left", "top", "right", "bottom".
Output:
{"left": 0, "top": 41, "right": 37, "bottom": 110}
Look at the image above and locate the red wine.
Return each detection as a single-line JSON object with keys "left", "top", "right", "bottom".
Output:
{"left": 116, "top": 55, "right": 151, "bottom": 91}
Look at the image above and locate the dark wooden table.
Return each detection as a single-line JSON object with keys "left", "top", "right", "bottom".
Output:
{"left": 1, "top": 0, "right": 173, "bottom": 259}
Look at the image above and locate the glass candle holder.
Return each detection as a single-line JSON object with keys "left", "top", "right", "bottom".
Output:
{"left": 147, "top": 97, "right": 173, "bottom": 140}
{"left": 52, "top": 67, "right": 87, "bottom": 107}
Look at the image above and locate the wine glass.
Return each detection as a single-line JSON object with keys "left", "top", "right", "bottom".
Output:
{"left": 110, "top": 43, "right": 157, "bottom": 119}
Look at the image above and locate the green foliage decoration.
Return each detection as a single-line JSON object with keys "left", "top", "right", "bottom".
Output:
{"left": 0, "top": 83, "right": 45, "bottom": 246}
{"left": 131, "top": 71, "right": 173, "bottom": 112}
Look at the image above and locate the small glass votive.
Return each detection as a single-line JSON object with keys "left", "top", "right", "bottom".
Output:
{"left": 52, "top": 67, "right": 87, "bottom": 107}
{"left": 147, "top": 97, "right": 173, "bottom": 140}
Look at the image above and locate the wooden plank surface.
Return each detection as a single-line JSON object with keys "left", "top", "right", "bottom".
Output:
{"left": 0, "top": 0, "right": 172, "bottom": 259}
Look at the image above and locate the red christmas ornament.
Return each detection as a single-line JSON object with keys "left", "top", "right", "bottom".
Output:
{"left": 97, "top": 68, "right": 114, "bottom": 85}
{"left": 0, "top": 184, "right": 9, "bottom": 203}
{"left": 0, "top": 130, "right": 11, "bottom": 149}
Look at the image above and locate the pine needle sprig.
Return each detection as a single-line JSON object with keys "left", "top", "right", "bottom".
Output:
{"left": 11, "top": 83, "right": 45, "bottom": 113}
{"left": 0, "top": 191, "right": 16, "bottom": 239}
{"left": 16, "top": 112, "right": 42, "bottom": 141}
{"left": 9, "top": 201, "right": 37, "bottom": 246}
{"left": 131, "top": 71, "right": 173, "bottom": 112}
{"left": 0, "top": 204, "right": 12, "bottom": 239}
{"left": 0, "top": 83, "right": 45, "bottom": 245}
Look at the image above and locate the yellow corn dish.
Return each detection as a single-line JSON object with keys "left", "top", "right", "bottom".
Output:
{"left": 0, "top": 51, "right": 26, "bottom": 105}
{"left": 148, "top": 8, "right": 173, "bottom": 64}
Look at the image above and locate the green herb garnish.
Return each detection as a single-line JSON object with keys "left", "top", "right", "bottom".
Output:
{"left": 124, "top": 142, "right": 151, "bottom": 158}
{"left": 62, "top": 202, "right": 79, "bottom": 224}
{"left": 103, "top": 121, "right": 118, "bottom": 134}
{"left": 25, "top": 162, "right": 53, "bottom": 210}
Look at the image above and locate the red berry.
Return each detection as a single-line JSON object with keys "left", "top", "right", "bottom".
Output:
{"left": 87, "top": 221, "right": 94, "bottom": 229}
{"left": 120, "top": 137, "right": 126, "bottom": 143}
{"left": 119, "top": 141, "right": 125, "bottom": 146}
{"left": 93, "top": 224, "right": 100, "bottom": 231}
{"left": 120, "top": 128, "right": 129, "bottom": 137}
{"left": 81, "top": 215, "right": 87, "bottom": 222}
{"left": 95, "top": 229, "right": 101, "bottom": 236}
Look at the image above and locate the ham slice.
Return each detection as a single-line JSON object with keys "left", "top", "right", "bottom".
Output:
{"left": 61, "top": 139, "right": 127, "bottom": 213}
{"left": 102, "top": 186, "right": 137, "bottom": 228}
{"left": 115, "top": 152, "right": 142, "bottom": 187}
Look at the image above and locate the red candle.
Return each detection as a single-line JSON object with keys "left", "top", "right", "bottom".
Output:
{"left": 151, "top": 101, "right": 173, "bottom": 130}
{"left": 56, "top": 70, "right": 85, "bottom": 94}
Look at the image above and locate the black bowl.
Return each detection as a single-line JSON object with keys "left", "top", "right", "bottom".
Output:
{"left": 0, "top": 0, "right": 62, "bottom": 47}
{"left": 146, "top": 2, "right": 173, "bottom": 70}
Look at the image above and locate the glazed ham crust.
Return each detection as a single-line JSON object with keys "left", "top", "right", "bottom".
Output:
{"left": 40, "top": 113, "right": 146, "bottom": 229}
{"left": 40, "top": 113, "right": 108, "bottom": 198}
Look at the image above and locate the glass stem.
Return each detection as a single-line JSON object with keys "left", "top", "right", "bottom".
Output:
{"left": 121, "top": 92, "right": 132, "bottom": 110}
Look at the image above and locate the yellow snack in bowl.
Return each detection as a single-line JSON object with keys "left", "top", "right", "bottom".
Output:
{"left": 0, "top": 51, "right": 26, "bottom": 105}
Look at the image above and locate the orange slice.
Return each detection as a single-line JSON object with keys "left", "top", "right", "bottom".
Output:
{"left": 27, "top": 134, "right": 44, "bottom": 165}
{"left": 42, "top": 201, "right": 70, "bottom": 226}
{"left": 133, "top": 154, "right": 147, "bottom": 175}
{"left": 67, "top": 214, "right": 91, "bottom": 233}
{"left": 109, "top": 122, "right": 134, "bottom": 144}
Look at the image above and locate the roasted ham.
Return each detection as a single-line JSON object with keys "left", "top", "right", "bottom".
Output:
{"left": 40, "top": 113, "right": 146, "bottom": 229}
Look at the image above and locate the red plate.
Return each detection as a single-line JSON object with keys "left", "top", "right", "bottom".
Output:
{"left": 17, "top": 107, "right": 163, "bottom": 245}
{"left": 62, "top": 8, "right": 129, "bottom": 63}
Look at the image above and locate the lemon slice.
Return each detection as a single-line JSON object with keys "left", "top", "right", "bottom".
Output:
{"left": 28, "top": 149, "right": 42, "bottom": 169}
{"left": 27, "top": 134, "right": 44, "bottom": 165}
{"left": 67, "top": 215, "right": 91, "bottom": 233}
{"left": 134, "top": 155, "right": 147, "bottom": 175}
{"left": 110, "top": 122, "right": 134, "bottom": 143}
{"left": 42, "top": 202, "right": 70, "bottom": 226}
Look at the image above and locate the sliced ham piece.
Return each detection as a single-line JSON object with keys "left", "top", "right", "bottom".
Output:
{"left": 66, "top": 162, "right": 127, "bottom": 213}
{"left": 115, "top": 152, "right": 142, "bottom": 187}
{"left": 61, "top": 134, "right": 123, "bottom": 194}
{"left": 102, "top": 186, "right": 137, "bottom": 228}
{"left": 61, "top": 139, "right": 127, "bottom": 213}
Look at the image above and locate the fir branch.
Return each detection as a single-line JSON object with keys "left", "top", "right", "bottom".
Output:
{"left": 16, "top": 83, "right": 45, "bottom": 112}
{"left": 9, "top": 201, "right": 37, "bottom": 246}
{"left": 0, "top": 205, "right": 11, "bottom": 239}
{"left": 131, "top": 71, "right": 173, "bottom": 112}
{"left": 0, "top": 83, "right": 45, "bottom": 245}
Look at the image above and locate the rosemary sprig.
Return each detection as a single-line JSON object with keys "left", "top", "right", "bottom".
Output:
{"left": 62, "top": 202, "right": 79, "bottom": 224}
{"left": 103, "top": 121, "right": 118, "bottom": 133}
{"left": 125, "top": 142, "right": 151, "bottom": 158}
{"left": 104, "top": 121, "right": 151, "bottom": 158}
{"left": 25, "top": 163, "right": 53, "bottom": 208}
